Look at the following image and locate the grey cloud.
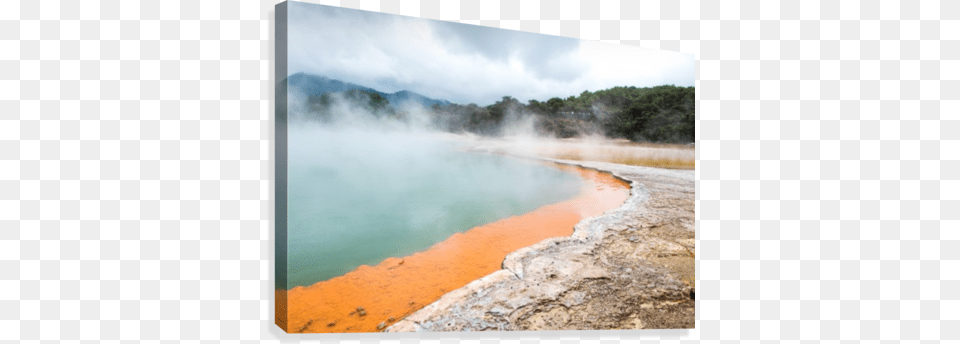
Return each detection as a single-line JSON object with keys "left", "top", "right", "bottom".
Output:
{"left": 285, "top": 1, "right": 693, "bottom": 106}
{"left": 429, "top": 21, "right": 587, "bottom": 81}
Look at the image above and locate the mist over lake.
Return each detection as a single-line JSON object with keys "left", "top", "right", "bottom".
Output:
{"left": 286, "top": 124, "right": 583, "bottom": 287}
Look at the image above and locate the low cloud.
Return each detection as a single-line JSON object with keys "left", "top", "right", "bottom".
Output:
{"left": 287, "top": 2, "right": 694, "bottom": 106}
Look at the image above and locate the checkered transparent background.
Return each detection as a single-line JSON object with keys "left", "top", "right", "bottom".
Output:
{"left": 5, "top": 0, "right": 956, "bottom": 342}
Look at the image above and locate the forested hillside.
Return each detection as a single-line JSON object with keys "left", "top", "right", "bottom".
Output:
{"left": 427, "top": 85, "right": 696, "bottom": 143}
{"left": 291, "top": 75, "right": 695, "bottom": 143}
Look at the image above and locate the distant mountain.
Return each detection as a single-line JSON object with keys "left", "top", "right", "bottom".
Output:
{"left": 287, "top": 73, "right": 450, "bottom": 108}
{"left": 388, "top": 90, "right": 450, "bottom": 108}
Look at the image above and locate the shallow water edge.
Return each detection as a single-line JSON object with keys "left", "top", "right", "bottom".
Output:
{"left": 279, "top": 160, "right": 630, "bottom": 333}
{"left": 387, "top": 156, "right": 696, "bottom": 332}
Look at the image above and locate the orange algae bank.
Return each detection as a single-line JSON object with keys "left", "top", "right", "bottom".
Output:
{"left": 278, "top": 164, "right": 630, "bottom": 333}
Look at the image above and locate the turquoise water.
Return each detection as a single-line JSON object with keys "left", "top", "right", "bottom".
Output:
{"left": 286, "top": 126, "right": 583, "bottom": 287}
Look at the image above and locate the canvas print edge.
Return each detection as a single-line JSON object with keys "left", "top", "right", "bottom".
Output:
{"left": 274, "top": 0, "right": 695, "bottom": 333}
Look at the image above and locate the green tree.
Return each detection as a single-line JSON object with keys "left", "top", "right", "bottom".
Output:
{"left": 546, "top": 97, "right": 564, "bottom": 115}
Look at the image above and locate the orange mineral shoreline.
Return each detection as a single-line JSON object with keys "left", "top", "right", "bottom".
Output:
{"left": 277, "top": 164, "right": 630, "bottom": 333}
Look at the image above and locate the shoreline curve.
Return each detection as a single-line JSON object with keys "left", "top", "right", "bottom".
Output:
{"left": 387, "top": 153, "right": 696, "bottom": 332}
{"left": 281, "top": 161, "right": 630, "bottom": 333}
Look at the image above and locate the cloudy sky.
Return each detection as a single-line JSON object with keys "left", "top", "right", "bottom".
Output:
{"left": 287, "top": 1, "right": 695, "bottom": 106}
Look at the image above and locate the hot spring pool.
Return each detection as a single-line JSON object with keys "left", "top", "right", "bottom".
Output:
{"left": 285, "top": 126, "right": 584, "bottom": 288}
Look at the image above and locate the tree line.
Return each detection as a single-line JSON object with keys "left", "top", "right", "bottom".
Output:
{"left": 305, "top": 85, "right": 696, "bottom": 143}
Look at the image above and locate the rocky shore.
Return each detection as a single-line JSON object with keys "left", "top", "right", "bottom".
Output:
{"left": 387, "top": 157, "right": 696, "bottom": 332}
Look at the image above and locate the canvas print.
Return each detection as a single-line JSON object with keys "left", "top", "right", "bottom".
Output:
{"left": 275, "top": 1, "right": 696, "bottom": 333}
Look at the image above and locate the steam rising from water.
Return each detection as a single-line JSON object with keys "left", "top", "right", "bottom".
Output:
{"left": 473, "top": 135, "right": 697, "bottom": 170}
{"left": 285, "top": 101, "right": 588, "bottom": 286}
{"left": 289, "top": 87, "right": 695, "bottom": 168}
